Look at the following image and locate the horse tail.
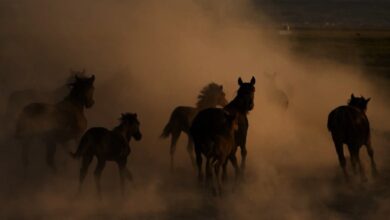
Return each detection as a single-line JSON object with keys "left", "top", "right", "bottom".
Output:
{"left": 161, "top": 120, "right": 173, "bottom": 138}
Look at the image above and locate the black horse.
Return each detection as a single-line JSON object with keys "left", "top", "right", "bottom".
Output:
{"left": 161, "top": 83, "right": 228, "bottom": 170}
{"left": 190, "top": 76, "right": 255, "bottom": 188}
{"left": 327, "top": 94, "right": 377, "bottom": 181}
{"left": 71, "top": 113, "right": 142, "bottom": 197}
{"left": 15, "top": 72, "right": 95, "bottom": 172}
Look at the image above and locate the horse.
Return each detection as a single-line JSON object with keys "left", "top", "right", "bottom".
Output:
{"left": 190, "top": 76, "right": 256, "bottom": 188}
{"left": 190, "top": 109, "right": 238, "bottom": 195}
{"left": 327, "top": 94, "right": 377, "bottom": 182}
{"left": 71, "top": 113, "right": 142, "bottom": 197}
{"left": 15, "top": 72, "right": 95, "bottom": 173}
{"left": 161, "top": 83, "right": 228, "bottom": 170}
{"left": 4, "top": 70, "right": 83, "bottom": 131}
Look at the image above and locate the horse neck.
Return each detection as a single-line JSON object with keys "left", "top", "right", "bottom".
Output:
{"left": 113, "top": 124, "right": 131, "bottom": 142}
{"left": 223, "top": 96, "right": 248, "bottom": 115}
{"left": 59, "top": 94, "right": 85, "bottom": 113}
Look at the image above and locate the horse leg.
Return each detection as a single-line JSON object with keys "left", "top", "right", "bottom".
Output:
{"left": 354, "top": 147, "right": 367, "bottom": 182}
{"left": 213, "top": 158, "right": 222, "bottom": 196}
{"left": 240, "top": 145, "right": 247, "bottom": 176}
{"left": 365, "top": 140, "right": 378, "bottom": 177}
{"left": 46, "top": 142, "right": 57, "bottom": 172}
{"left": 186, "top": 135, "right": 196, "bottom": 169}
{"left": 205, "top": 157, "right": 212, "bottom": 188}
{"left": 117, "top": 159, "right": 131, "bottom": 195}
{"left": 195, "top": 143, "right": 203, "bottom": 184}
{"left": 94, "top": 159, "right": 106, "bottom": 199}
{"left": 78, "top": 155, "right": 93, "bottom": 194}
{"left": 334, "top": 141, "right": 348, "bottom": 181}
{"left": 170, "top": 130, "right": 181, "bottom": 171}
{"left": 349, "top": 147, "right": 357, "bottom": 175}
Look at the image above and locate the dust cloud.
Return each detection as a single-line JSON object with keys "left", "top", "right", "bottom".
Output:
{"left": 0, "top": 0, "right": 389, "bottom": 219}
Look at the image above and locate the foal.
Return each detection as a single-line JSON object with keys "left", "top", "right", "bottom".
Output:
{"left": 71, "top": 113, "right": 142, "bottom": 197}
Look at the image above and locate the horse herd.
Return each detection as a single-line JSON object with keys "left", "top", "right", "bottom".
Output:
{"left": 9, "top": 69, "right": 377, "bottom": 197}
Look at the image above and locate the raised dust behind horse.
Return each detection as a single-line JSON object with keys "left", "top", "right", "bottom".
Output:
{"left": 160, "top": 82, "right": 228, "bottom": 170}
{"left": 71, "top": 113, "right": 142, "bottom": 197}
{"left": 327, "top": 94, "right": 377, "bottom": 182}
{"left": 15, "top": 70, "right": 95, "bottom": 172}
{"left": 190, "top": 76, "right": 255, "bottom": 194}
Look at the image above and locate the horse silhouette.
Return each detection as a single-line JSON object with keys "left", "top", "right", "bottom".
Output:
{"left": 5, "top": 70, "right": 83, "bottom": 131}
{"left": 161, "top": 83, "right": 227, "bottom": 170}
{"left": 327, "top": 94, "right": 377, "bottom": 182}
{"left": 15, "top": 72, "right": 95, "bottom": 173}
{"left": 190, "top": 76, "right": 255, "bottom": 189}
{"left": 71, "top": 113, "right": 142, "bottom": 198}
{"left": 190, "top": 109, "right": 238, "bottom": 195}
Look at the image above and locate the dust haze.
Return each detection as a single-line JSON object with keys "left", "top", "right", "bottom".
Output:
{"left": 0, "top": 0, "right": 389, "bottom": 219}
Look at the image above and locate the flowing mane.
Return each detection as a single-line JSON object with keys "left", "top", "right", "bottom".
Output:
{"left": 196, "top": 83, "right": 225, "bottom": 109}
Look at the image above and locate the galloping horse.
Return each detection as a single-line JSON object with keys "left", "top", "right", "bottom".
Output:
{"left": 190, "top": 76, "right": 256, "bottom": 189}
{"left": 161, "top": 83, "right": 228, "bottom": 170}
{"left": 327, "top": 94, "right": 377, "bottom": 182}
{"left": 71, "top": 113, "right": 142, "bottom": 197}
{"left": 15, "top": 72, "right": 95, "bottom": 172}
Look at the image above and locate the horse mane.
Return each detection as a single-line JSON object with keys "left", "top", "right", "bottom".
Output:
{"left": 196, "top": 83, "right": 222, "bottom": 108}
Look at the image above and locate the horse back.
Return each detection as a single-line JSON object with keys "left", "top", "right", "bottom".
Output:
{"left": 170, "top": 106, "right": 197, "bottom": 132}
{"left": 82, "top": 127, "right": 129, "bottom": 160}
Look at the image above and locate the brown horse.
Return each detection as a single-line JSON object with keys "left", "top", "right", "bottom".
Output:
{"left": 71, "top": 113, "right": 142, "bottom": 197}
{"left": 161, "top": 83, "right": 228, "bottom": 170}
{"left": 190, "top": 76, "right": 255, "bottom": 191}
{"left": 191, "top": 109, "right": 238, "bottom": 195}
{"left": 15, "top": 72, "right": 95, "bottom": 172}
{"left": 327, "top": 94, "right": 377, "bottom": 182}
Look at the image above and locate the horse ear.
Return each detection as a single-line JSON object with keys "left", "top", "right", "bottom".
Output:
{"left": 238, "top": 77, "right": 243, "bottom": 86}
{"left": 351, "top": 93, "right": 355, "bottom": 99}
{"left": 366, "top": 97, "right": 371, "bottom": 103}
{"left": 90, "top": 75, "right": 95, "bottom": 82}
{"left": 250, "top": 76, "right": 256, "bottom": 85}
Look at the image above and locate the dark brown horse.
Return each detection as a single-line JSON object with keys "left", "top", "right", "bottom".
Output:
{"left": 15, "top": 72, "right": 95, "bottom": 172}
{"left": 190, "top": 109, "right": 238, "bottom": 195}
{"left": 327, "top": 94, "right": 377, "bottom": 182}
{"left": 71, "top": 113, "right": 142, "bottom": 197}
{"left": 161, "top": 83, "right": 228, "bottom": 170}
{"left": 190, "top": 76, "right": 255, "bottom": 189}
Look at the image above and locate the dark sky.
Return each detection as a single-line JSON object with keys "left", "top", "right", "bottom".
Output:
{"left": 253, "top": 0, "right": 390, "bottom": 28}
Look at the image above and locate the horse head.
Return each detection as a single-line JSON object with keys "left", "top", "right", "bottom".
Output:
{"left": 348, "top": 93, "right": 370, "bottom": 112}
{"left": 237, "top": 76, "right": 256, "bottom": 111}
{"left": 120, "top": 113, "right": 142, "bottom": 141}
{"left": 68, "top": 71, "right": 95, "bottom": 108}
